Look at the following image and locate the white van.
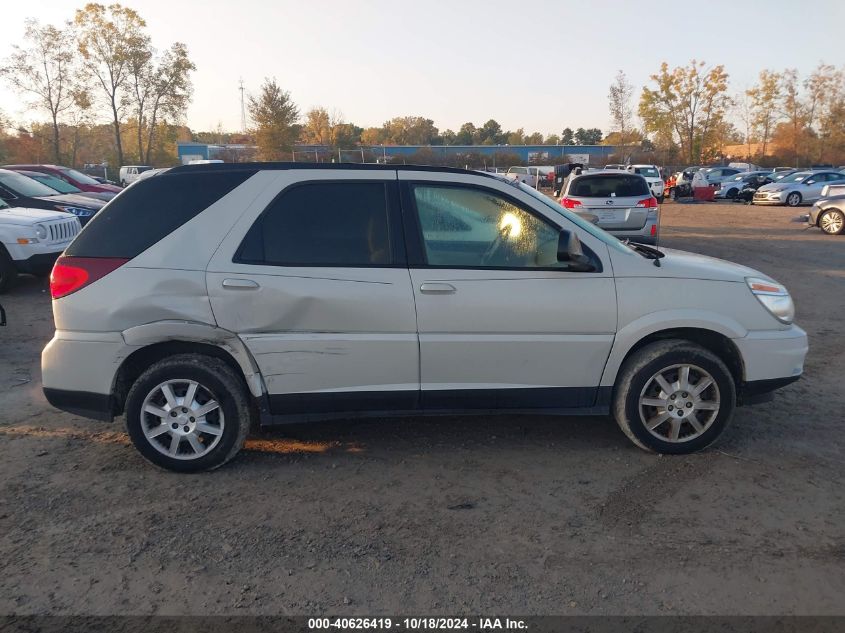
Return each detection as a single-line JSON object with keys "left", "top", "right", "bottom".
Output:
{"left": 119, "top": 165, "right": 152, "bottom": 187}
{"left": 41, "top": 164, "right": 807, "bottom": 471}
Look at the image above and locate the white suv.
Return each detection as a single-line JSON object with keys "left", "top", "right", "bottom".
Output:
{"left": 626, "top": 164, "right": 665, "bottom": 202}
{"left": 41, "top": 164, "right": 808, "bottom": 471}
{"left": 0, "top": 198, "right": 81, "bottom": 293}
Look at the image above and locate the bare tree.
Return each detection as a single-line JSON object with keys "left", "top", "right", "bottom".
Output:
{"left": 608, "top": 70, "right": 635, "bottom": 161}
{"left": 2, "top": 19, "right": 78, "bottom": 163}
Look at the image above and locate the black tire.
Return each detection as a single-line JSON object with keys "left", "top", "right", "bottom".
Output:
{"left": 657, "top": 195, "right": 665, "bottom": 204}
{"left": 785, "top": 191, "right": 802, "bottom": 207}
{"left": 0, "top": 246, "right": 18, "bottom": 294}
{"left": 819, "top": 208, "right": 845, "bottom": 235}
{"left": 612, "top": 339, "right": 736, "bottom": 454}
{"left": 124, "top": 354, "right": 252, "bottom": 472}
{"left": 727, "top": 188, "right": 738, "bottom": 199}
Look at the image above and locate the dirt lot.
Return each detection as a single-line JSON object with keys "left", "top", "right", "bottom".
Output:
{"left": 0, "top": 201, "right": 843, "bottom": 616}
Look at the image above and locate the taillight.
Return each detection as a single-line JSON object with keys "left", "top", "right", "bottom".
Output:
{"left": 561, "top": 197, "right": 582, "bottom": 209}
{"left": 636, "top": 197, "right": 659, "bottom": 208}
{"left": 50, "top": 256, "right": 129, "bottom": 299}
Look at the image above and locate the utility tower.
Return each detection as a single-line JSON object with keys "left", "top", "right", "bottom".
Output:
{"left": 239, "top": 78, "right": 246, "bottom": 133}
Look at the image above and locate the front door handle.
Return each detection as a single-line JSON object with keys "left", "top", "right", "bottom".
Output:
{"left": 419, "top": 282, "right": 456, "bottom": 295}
{"left": 222, "top": 278, "right": 260, "bottom": 290}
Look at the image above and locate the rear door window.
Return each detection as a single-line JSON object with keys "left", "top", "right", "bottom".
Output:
{"left": 569, "top": 175, "right": 650, "bottom": 198}
{"left": 235, "top": 181, "right": 393, "bottom": 267}
{"left": 66, "top": 170, "right": 255, "bottom": 258}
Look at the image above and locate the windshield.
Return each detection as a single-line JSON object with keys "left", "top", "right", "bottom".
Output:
{"left": 516, "top": 182, "right": 635, "bottom": 255}
{"left": 63, "top": 168, "right": 101, "bottom": 185}
{"left": 26, "top": 172, "right": 81, "bottom": 194}
{"left": 634, "top": 167, "right": 659, "bottom": 178}
{"left": 782, "top": 172, "right": 810, "bottom": 183}
{"left": 0, "top": 171, "right": 60, "bottom": 197}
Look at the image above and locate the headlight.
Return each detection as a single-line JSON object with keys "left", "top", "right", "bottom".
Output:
{"left": 55, "top": 205, "right": 94, "bottom": 217}
{"left": 35, "top": 223, "right": 48, "bottom": 240}
{"left": 746, "top": 277, "right": 794, "bottom": 324}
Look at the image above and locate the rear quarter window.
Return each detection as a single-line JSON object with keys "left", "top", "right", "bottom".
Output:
{"left": 569, "top": 175, "right": 650, "bottom": 198}
{"left": 66, "top": 170, "right": 255, "bottom": 258}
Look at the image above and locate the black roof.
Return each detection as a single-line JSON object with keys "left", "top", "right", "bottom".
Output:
{"left": 167, "top": 161, "right": 496, "bottom": 179}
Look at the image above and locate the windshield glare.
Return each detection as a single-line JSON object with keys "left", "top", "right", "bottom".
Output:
{"left": 784, "top": 173, "right": 809, "bottom": 183}
{"left": 516, "top": 182, "right": 635, "bottom": 255}
{"left": 0, "top": 171, "right": 60, "bottom": 197}
{"left": 63, "top": 168, "right": 100, "bottom": 185}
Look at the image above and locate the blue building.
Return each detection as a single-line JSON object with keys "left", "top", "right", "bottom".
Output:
{"left": 177, "top": 141, "right": 618, "bottom": 165}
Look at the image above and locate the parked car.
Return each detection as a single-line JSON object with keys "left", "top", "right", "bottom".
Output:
{"left": 40, "top": 163, "right": 808, "bottom": 471}
{"left": 753, "top": 170, "right": 845, "bottom": 207}
{"left": 715, "top": 171, "right": 772, "bottom": 200}
{"left": 559, "top": 170, "right": 659, "bottom": 243}
{"left": 737, "top": 175, "right": 775, "bottom": 203}
{"left": 0, "top": 197, "right": 81, "bottom": 293}
{"left": 626, "top": 164, "right": 665, "bottom": 202}
{"left": 699, "top": 167, "right": 743, "bottom": 184}
{"left": 4, "top": 164, "right": 121, "bottom": 196}
{"left": 604, "top": 164, "right": 626, "bottom": 170}
{"left": 501, "top": 166, "right": 539, "bottom": 187}
{"left": 0, "top": 169, "right": 104, "bottom": 226}
{"left": 13, "top": 169, "right": 114, "bottom": 203}
{"left": 119, "top": 165, "right": 153, "bottom": 187}
{"left": 808, "top": 190, "right": 845, "bottom": 235}
{"left": 670, "top": 167, "right": 702, "bottom": 198}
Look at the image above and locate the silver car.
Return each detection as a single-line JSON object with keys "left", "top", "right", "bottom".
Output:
{"left": 715, "top": 171, "right": 772, "bottom": 199}
{"left": 559, "top": 170, "right": 658, "bottom": 244}
{"left": 808, "top": 185, "right": 845, "bottom": 235}
{"left": 753, "top": 170, "right": 845, "bottom": 207}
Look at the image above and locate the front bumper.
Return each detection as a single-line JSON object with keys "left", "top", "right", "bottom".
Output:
{"left": 733, "top": 323, "right": 807, "bottom": 383}
{"left": 753, "top": 191, "right": 785, "bottom": 205}
{"left": 808, "top": 205, "right": 822, "bottom": 225}
{"left": 14, "top": 251, "right": 61, "bottom": 276}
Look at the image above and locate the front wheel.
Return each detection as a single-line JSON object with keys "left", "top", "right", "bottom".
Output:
{"left": 785, "top": 192, "right": 802, "bottom": 207}
{"left": 124, "top": 354, "right": 252, "bottom": 472}
{"left": 819, "top": 209, "right": 845, "bottom": 235}
{"left": 612, "top": 340, "right": 736, "bottom": 454}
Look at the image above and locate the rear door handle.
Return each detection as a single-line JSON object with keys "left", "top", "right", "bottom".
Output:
{"left": 222, "top": 278, "right": 260, "bottom": 290}
{"left": 419, "top": 282, "right": 456, "bottom": 295}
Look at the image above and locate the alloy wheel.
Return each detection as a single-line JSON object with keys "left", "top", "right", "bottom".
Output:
{"left": 638, "top": 364, "right": 721, "bottom": 443}
{"left": 140, "top": 379, "right": 225, "bottom": 460}
{"left": 820, "top": 210, "right": 844, "bottom": 235}
{"left": 786, "top": 193, "right": 801, "bottom": 207}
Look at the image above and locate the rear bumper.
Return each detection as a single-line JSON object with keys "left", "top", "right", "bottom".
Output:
{"left": 43, "top": 388, "right": 115, "bottom": 421}
{"left": 604, "top": 221, "right": 659, "bottom": 245}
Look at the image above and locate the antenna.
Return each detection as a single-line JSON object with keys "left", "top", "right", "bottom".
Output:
{"left": 239, "top": 78, "right": 246, "bottom": 133}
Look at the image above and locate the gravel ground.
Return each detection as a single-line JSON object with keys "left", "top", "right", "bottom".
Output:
{"left": 0, "top": 201, "right": 843, "bottom": 616}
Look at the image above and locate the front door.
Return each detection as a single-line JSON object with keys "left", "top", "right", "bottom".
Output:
{"left": 207, "top": 175, "right": 420, "bottom": 415}
{"left": 400, "top": 178, "right": 617, "bottom": 410}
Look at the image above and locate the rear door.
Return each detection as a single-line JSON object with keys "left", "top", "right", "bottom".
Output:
{"left": 206, "top": 171, "right": 420, "bottom": 415}
{"left": 565, "top": 173, "right": 652, "bottom": 231}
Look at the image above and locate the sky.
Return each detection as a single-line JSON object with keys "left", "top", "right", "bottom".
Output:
{"left": 1, "top": 0, "right": 843, "bottom": 136}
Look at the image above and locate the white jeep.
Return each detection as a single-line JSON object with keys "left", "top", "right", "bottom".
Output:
{"left": 0, "top": 198, "right": 81, "bottom": 293}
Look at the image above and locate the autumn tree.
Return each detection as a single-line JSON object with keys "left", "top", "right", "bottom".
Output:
{"left": 804, "top": 63, "right": 844, "bottom": 163}
{"left": 381, "top": 116, "right": 439, "bottom": 145}
{"left": 128, "top": 41, "right": 195, "bottom": 164}
{"left": 75, "top": 3, "right": 149, "bottom": 167}
{"left": 2, "top": 20, "right": 80, "bottom": 163}
{"left": 639, "top": 60, "right": 731, "bottom": 163}
{"left": 746, "top": 70, "right": 781, "bottom": 157}
{"left": 779, "top": 69, "right": 806, "bottom": 165}
{"left": 608, "top": 70, "right": 636, "bottom": 160}
{"left": 248, "top": 77, "right": 300, "bottom": 160}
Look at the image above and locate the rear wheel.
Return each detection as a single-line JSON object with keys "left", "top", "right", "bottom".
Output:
{"left": 124, "top": 354, "right": 252, "bottom": 472}
{"left": 0, "top": 247, "right": 17, "bottom": 294}
{"left": 786, "top": 192, "right": 802, "bottom": 207}
{"left": 613, "top": 340, "right": 736, "bottom": 454}
{"left": 820, "top": 208, "right": 845, "bottom": 235}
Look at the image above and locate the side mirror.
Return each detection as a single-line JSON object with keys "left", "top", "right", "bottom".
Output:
{"left": 805, "top": 180, "right": 815, "bottom": 185}
{"left": 557, "top": 229, "right": 595, "bottom": 271}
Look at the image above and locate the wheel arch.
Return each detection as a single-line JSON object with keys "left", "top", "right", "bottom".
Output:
{"left": 113, "top": 321, "right": 265, "bottom": 416}
{"left": 601, "top": 313, "right": 747, "bottom": 393}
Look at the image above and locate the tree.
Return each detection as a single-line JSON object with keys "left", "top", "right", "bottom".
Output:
{"left": 360, "top": 127, "right": 385, "bottom": 145}
{"left": 381, "top": 116, "right": 439, "bottom": 145}
{"left": 3, "top": 20, "right": 79, "bottom": 163}
{"left": 247, "top": 78, "right": 300, "bottom": 160}
{"left": 560, "top": 127, "right": 574, "bottom": 145}
{"left": 545, "top": 134, "right": 560, "bottom": 145}
{"left": 639, "top": 60, "right": 730, "bottom": 163}
{"left": 608, "top": 70, "right": 636, "bottom": 160}
{"left": 440, "top": 129, "right": 457, "bottom": 145}
{"left": 779, "top": 69, "right": 806, "bottom": 165}
{"left": 301, "top": 107, "right": 331, "bottom": 145}
{"left": 746, "top": 70, "right": 781, "bottom": 158}
{"left": 507, "top": 128, "right": 525, "bottom": 145}
{"left": 574, "top": 127, "right": 602, "bottom": 144}
{"left": 129, "top": 41, "right": 194, "bottom": 164}
{"left": 75, "top": 3, "right": 149, "bottom": 167}
{"left": 455, "top": 122, "right": 477, "bottom": 145}
{"left": 804, "top": 63, "right": 843, "bottom": 163}
{"left": 478, "top": 119, "right": 504, "bottom": 145}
